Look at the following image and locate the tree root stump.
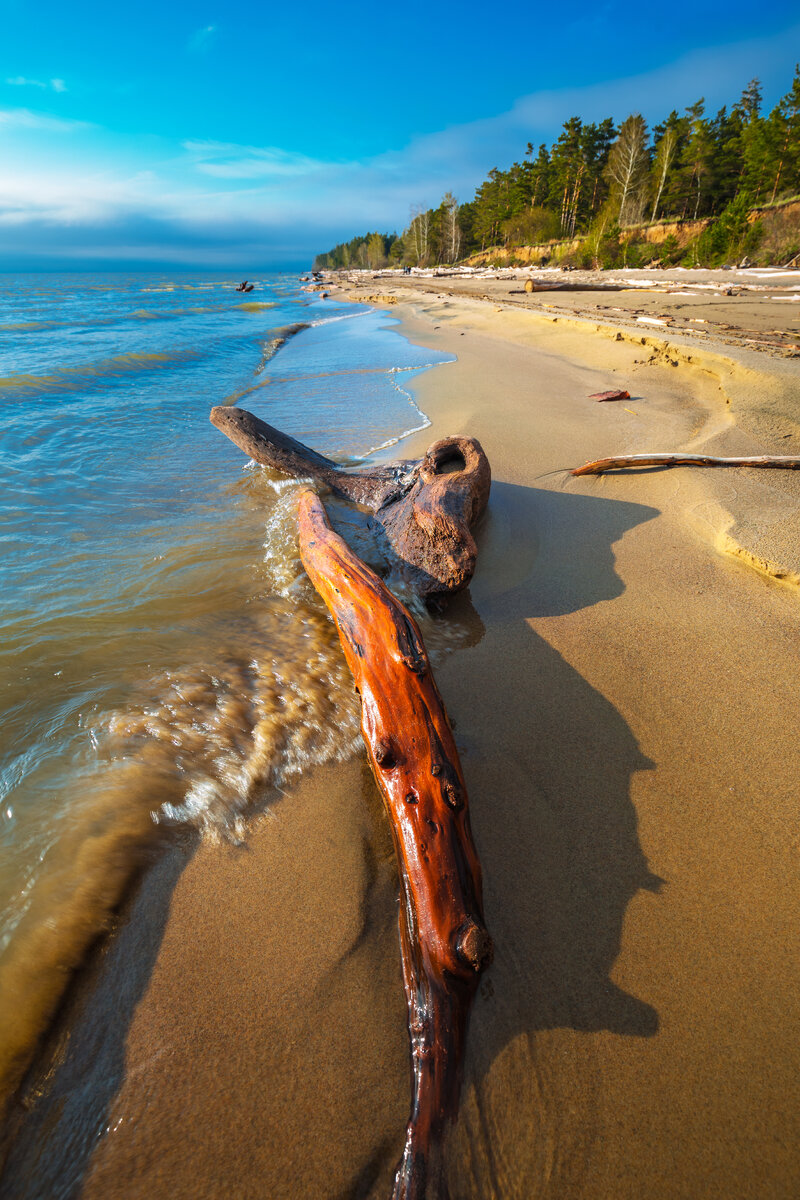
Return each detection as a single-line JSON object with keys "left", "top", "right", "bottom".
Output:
{"left": 296, "top": 488, "right": 492, "bottom": 1200}
{"left": 210, "top": 406, "right": 490, "bottom": 603}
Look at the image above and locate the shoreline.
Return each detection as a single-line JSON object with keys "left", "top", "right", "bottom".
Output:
{"left": 346, "top": 273, "right": 800, "bottom": 591}
{"left": 0, "top": 291, "right": 439, "bottom": 1139}
{"left": 5, "top": 284, "right": 800, "bottom": 1197}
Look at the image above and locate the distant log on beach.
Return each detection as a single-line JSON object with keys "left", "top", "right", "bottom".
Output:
{"left": 296, "top": 489, "right": 491, "bottom": 1200}
{"left": 571, "top": 453, "right": 800, "bottom": 476}
{"left": 210, "top": 406, "right": 491, "bottom": 602}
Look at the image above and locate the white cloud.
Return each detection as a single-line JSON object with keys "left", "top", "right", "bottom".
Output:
{"left": 6, "top": 76, "right": 68, "bottom": 92}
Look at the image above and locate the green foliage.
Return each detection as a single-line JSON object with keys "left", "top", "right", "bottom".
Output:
{"left": 753, "top": 200, "right": 800, "bottom": 265}
{"left": 313, "top": 231, "right": 399, "bottom": 271}
{"left": 500, "top": 206, "right": 560, "bottom": 246}
{"left": 695, "top": 195, "right": 763, "bottom": 265}
{"left": 659, "top": 234, "right": 682, "bottom": 265}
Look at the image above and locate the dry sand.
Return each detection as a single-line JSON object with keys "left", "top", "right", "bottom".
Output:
{"left": 4, "top": 282, "right": 800, "bottom": 1199}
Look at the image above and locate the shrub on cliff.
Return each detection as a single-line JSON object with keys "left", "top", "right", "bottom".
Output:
{"left": 695, "top": 196, "right": 763, "bottom": 265}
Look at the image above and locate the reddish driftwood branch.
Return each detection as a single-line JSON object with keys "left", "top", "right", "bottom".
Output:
{"left": 571, "top": 453, "right": 800, "bottom": 476}
{"left": 296, "top": 489, "right": 491, "bottom": 1200}
{"left": 210, "top": 406, "right": 490, "bottom": 602}
{"left": 589, "top": 389, "right": 630, "bottom": 401}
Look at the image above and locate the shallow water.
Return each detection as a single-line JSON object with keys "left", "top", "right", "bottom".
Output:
{"left": 0, "top": 270, "right": 452, "bottom": 1104}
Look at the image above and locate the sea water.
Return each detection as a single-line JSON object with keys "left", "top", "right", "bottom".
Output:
{"left": 0, "top": 271, "right": 451, "bottom": 1102}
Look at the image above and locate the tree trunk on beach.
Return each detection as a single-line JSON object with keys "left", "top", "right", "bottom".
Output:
{"left": 295, "top": 489, "right": 492, "bottom": 1200}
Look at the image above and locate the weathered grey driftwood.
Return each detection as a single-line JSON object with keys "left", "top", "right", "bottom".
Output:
{"left": 571, "top": 453, "right": 800, "bottom": 476}
{"left": 210, "top": 406, "right": 491, "bottom": 601}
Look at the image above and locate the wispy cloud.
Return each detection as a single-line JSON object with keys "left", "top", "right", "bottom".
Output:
{"left": 6, "top": 76, "right": 67, "bottom": 93}
{"left": 0, "top": 108, "right": 90, "bottom": 132}
{"left": 183, "top": 140, "right": 329, "bottom": 179}
{"left": 187, "top": 25, "right": 217, "bottom": 53}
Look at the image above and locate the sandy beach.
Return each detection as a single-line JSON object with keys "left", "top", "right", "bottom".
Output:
{"left": 4, "top": 278, "right": 800, "bottom": 1199}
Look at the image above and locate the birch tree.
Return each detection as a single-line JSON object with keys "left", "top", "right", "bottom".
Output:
{"left": 605, "top": 114, "right": 649, "bottom": 226}
{"left": 407, "top": 206, "right": 430, "bottom": 266}
{"left": 441, "top": 192, "right": 460, "bottom": 263}
{"left": 650, "top": 126, "right": 678, "bottom": 221}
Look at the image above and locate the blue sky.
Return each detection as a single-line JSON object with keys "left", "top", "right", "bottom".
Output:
{"left": 1, "top": 0, "right": 799, "bottom": 269}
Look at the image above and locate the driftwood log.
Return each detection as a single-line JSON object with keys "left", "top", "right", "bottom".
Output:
{"left": 571, "top": 453, "right": 800, "bottom": 476}
{"left": 210, "top": 406, "right": 490, "bottom": 602}
{"left": 296, "top": 488, "right": 492, "bottom": 1200}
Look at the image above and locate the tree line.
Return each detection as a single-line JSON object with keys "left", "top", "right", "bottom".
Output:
{"left": 314, "top": 68, "right": 800, "bottom": 270}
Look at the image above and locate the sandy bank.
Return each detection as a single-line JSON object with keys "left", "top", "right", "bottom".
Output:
{"left": 331, "top": 265, "right": 800, "bottom": 358}
{"left": 4, "top": 288, "right": 800, "bottom": 1199}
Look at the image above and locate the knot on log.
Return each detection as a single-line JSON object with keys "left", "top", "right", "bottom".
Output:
{"left": 375, "top": 739, "right": 396, "bottom": 768}
{"left": 442, "top": 781, "right": 463, "bottom": 811}
{"left": 456, "top": 921, "right": 494, "bottom": 974}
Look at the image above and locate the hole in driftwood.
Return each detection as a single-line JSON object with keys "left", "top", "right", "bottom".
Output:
{"left": 434, "top": 451, "right": 466, "bottom": 476}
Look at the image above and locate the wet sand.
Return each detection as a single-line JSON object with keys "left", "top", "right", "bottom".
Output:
{"left": 4, "top": 285, "right": 800, "bottom": 1198}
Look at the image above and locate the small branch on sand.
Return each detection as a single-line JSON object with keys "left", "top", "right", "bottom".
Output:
{"left": 296, "top": 489, "right": 492, "bottom": 1200}
{"left": 209, "top": 406, "right": 491, "bottom": 603}
{"left": 589, "top": 389, "right": 630, "bottom": 401}
{"left": 571, "top": 453, "right": 800, "bottom": 477}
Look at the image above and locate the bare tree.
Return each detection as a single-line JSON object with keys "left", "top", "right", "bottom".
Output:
{"left": 605, "top": 114, "right": 649, "bottom": 226}
{"left": 441, "top": 192, "right": 460, "bottom": 263}
{"left": 407, "top": 204, "right": 430, "bottom": 266}
{"left": 650, "top": 126, "right": 678, "bottom": 222}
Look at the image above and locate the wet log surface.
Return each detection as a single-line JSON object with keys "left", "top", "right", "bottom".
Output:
{"left": 571, "top": 452, "right": 800, "bottom": 476}
{"left": 296, "top": 489, "right": 492, "bottom": 1200}
{"left": 210, "top": 406, "right": 490, "bottom": 602}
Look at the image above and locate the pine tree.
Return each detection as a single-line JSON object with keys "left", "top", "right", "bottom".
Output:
{"left": 675, "top": 100, "right": 714, "bottom": 218}
{"left": 709, "top": 105, "right": 745, "bottom": 209}
{"left": 769, "top": 66, "right": 800, "bottom": 202}
{"left": 367, "top": 233, "right": 385, "bottom": 268}
{"left": 548, "top": 117, "right": 584, "bottom": 235}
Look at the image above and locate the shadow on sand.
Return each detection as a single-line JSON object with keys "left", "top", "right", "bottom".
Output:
{"left": 438, "top": 479, "right": 664, "bottom": 1198}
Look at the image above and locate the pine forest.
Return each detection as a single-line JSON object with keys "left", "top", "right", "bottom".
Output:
{"left": 314, "top": 70, "right": 800, "bottom": 271}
